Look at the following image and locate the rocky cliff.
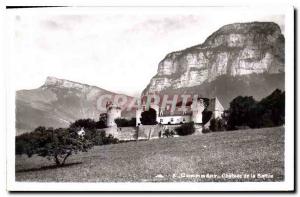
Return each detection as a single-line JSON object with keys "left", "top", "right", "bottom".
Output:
{"left": 16, "top": 77, "right": 134, "bottom": 134}
{"left": 142, "top": 22, "right": 285, "bottom": 107}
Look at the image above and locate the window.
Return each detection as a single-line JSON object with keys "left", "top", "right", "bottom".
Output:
{"left": 183, "top": 118, "right": 186, "bottom": 122}
{"left": 160, "top": 119, "right": 163, "bottom": 123}
{"left": 171, "top": 118, "right": 174, "bottom": 122}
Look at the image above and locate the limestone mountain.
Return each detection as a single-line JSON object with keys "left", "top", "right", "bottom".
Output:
{"left": 142, "top": 22, "right": 285, "bottom": 108}
{"left": 16, "top": 77, "right": 134, "bottom": 134}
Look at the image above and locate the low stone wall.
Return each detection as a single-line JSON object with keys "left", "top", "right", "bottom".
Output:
{"left": 116, "top": 127, "right": 138, "bottom": 141}
{"left": 104, "top": 125, "right": 176, "bottom": 141}
{"left": 104, "top": 126, "right": 136, "bottom": 141}
{"left": 104, "top": 124, "right": 204, "bottom": 141}
{"left": 137, "top": 125, "right": 161, "bottom": 140}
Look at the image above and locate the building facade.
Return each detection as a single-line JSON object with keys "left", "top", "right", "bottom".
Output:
{"left": 105, "top": 96, "right": 224, "bottom": 128}
{"left": 136, "top": 96, "right": 224, "bottom": 126}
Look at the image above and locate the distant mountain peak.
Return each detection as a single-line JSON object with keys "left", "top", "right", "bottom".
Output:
{"left": 16, "top": 77, "right": 135, "bottom": 134}
{"left": 45, "top": 76, "right": 65, "bottom": 85}
{"left": 43, "top": 76, "right": 99, "bottom": 91}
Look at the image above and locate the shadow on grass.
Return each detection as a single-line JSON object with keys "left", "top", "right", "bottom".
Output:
{"left": 16, "top": 162, "right": 82, "bottom": 173}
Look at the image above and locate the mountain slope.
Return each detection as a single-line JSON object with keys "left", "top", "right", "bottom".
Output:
{"left": 157, "top": 73, "right": 284, "bottom": 109}
{"left": 16, "top": 77, "right": 133, "bottom": 134}
{"left": 142, "top": 22, "right": 285, "bottom": 106}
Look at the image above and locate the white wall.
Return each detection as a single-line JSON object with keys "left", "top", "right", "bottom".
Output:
{"left": 213, "top": 110, "right": 223, "bottom": 119}
{"left": 157, "top": 115, "right": 191, "bottom": 125}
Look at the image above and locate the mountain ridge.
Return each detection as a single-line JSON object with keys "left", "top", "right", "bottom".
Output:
{"left": 16, "top": 77, "right": 134, "bottom": 135}
{"left": 142, "top": 22, "right": 285, "bottom": 107}
{"left": 42, "top": 76, "right": 116, "bottom": 92}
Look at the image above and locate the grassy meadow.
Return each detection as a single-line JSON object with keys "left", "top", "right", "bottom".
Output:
{"left": 15, "top": 127, "right": 284, "bottom": 182}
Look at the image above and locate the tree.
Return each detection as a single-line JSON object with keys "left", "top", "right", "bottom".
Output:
{"left": 202, "top": 110, "right": 213, "bottom": 124}
{"left": 115, "top": 118, "right": 136, "bottom": 127}
{"left": 175, "top": 122, "right": 195, "bottom": 136}
{"left": 70, "top": 118, "right": 107, "bottom": 130}
{"left": 70, "top": 119, "right": 97, "bottom": 130}
{"left": 258, "top": 89, "right": 285, "bottom": 126}
{"left": 98, "top": 113, "right": 108, "bottom": 128}
{"left": 226, "top": 96, "right": 257, "bottom": 130}
{"left": 226, "top": 89, "right": 285, "bottom": 130}
{"left": 16, "top": 127, "right": 93, "bottom": 166}
{"left": 140, "top": 108, "right": 157, "bottom": 125}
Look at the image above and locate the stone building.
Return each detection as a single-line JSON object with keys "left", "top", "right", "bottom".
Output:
{"left": 104, "top": 96, "right": 224, "bottom": 141}
{"left": 106, "top": 101, "right": 122, "bottom": 127}
{"left": 136, "top": 96, "right": 224, "bottom": 126}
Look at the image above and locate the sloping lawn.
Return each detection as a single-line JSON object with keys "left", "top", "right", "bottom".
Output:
{"left": 15, "top": 127, "right": 284, "bottom": 182}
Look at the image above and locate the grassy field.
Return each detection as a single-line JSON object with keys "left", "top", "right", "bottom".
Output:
{"left": 15, "top": 127, "right": 284, "bottom": 182}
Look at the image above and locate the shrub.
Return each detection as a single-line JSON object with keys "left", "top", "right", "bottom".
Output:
{"left": 102, "top": 134, "right": 119, "bottom": 145}
{"left": 209, "top": 118, "right": 226, "bottom": 132}
{"left": 175, "top": 122, "right": 195, "bottom": 136}
{"left": 163, "top": 129, "right": 175, "bottom": 138}
{"left": 202, "top": 127, "right": 210, "bottom": 134}
{"left": 91, "top": 130, "right": 119, "bottom": 145}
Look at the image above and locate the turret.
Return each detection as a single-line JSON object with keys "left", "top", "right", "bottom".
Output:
{"left": 106, "top": 102, "right": 121, "bottom": 127}
{"left": 191, "top": 97, "right": 205, "bottom": 124}
{"left": 209, "top": 97, "right": 224, "bottom": 119}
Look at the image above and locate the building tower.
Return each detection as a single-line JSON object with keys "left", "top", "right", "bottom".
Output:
{"left": 191, "top": 97, "right": 206, "bottom": 124}
{"left": 106, "top": 102, "right": 121, "bottom": 127}
{"left": 209, "top": 97, "right": 224, "bottom": 119}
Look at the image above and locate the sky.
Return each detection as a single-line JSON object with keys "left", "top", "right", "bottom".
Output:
{"left": 11, "top": 8, "right": 284, "bottom": 97}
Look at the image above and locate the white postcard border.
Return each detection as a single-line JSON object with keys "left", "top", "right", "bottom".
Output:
{"left": 4, "top": 5, "right": 294, "bottom": 191}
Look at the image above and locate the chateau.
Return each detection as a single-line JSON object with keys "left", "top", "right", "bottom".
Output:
{"left": 106, "top": 96, "right": 224, "bottom": 128}
{"left": 136, "top": 96, "right": 224, "bottom": 126}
